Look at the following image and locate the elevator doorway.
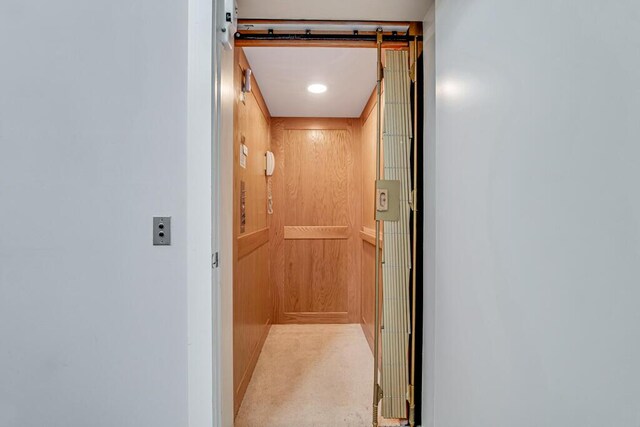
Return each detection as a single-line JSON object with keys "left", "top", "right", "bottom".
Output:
{"left": 229, "top": 21, "right": 424, "bottom": 427}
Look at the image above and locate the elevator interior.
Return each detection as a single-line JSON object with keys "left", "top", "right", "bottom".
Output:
{"left": 230, "top": 21, "right": 423, "bottom": 427}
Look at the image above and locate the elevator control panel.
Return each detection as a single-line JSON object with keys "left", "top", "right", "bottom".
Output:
{"left": 240, "top": 181, "right": 246, "bottom": 233}
{"left": 153, "top": 217, "right": 171, "bottom": 245}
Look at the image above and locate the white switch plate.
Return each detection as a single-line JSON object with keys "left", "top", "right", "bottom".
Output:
{"left": 376, "top": 188, "right": 389, "bottom": 212}
{"left": 375, "top": 180, "right": 400, "bottom": 221}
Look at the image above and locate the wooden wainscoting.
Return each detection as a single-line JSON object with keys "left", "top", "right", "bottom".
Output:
{"left": 270, "top": 118, "right": 362, "bottom": 324}
{"left": 233, "top": 47, "right": 272, "bottom": 415}
{"left": 360, "top": 228, "right": 383, "bottom": 353}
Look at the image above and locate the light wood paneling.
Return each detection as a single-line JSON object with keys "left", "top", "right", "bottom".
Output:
{"left": 284, "top": 225, "right": 349, "bottom": 240}
{"left": 238, "top": 227, "right": 269, "bottom": 259}
{"left": 269, "top": 119, "right": 286, "bottom": 325}
{"left": 284, "top": 239, "right": 349, "bottom": 313}
{"left": 233, "top": 47, "right": 272, "bottom": 415}
{"left": 284, "top": 127, "right": 352, "bottom": 227}
{"left": 270, "top": 118, "right": 362, "bottom": 324}
{"left": 235, "top": 51, "right": 271, "bottom": 237}
{"left": 360, "top": 86, "right": 384, "bottom": 231}
{"left": 234, "top": 244, "right": 271, "bottom": 412}
{"left": 360, "top": 240, "right": 382, "bottom": 354}
{"left": 360, "top": 87, "right": 384, "bottom": 355}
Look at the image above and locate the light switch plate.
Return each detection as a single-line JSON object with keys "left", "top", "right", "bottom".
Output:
{"left": 153, "top": 217, "right": 171, "bottom": 245}
{"left": 375, "top": 180, "right": 400, "bottom": 221}
{"left": 376, "top": 188, "right": 389, "bottom": 212}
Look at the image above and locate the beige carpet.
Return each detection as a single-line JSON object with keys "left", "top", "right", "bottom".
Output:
{"left": 235, "top": 324, "right": 402, "bottom": 427}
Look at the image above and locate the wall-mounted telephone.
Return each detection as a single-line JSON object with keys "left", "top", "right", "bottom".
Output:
{"left": 265, "top": 151, "right": 275, "bottom": 214}
{"left": 265, "top": 151, "right": 275, "bottom": 176}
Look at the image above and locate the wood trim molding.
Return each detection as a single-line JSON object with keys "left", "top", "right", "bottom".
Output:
{"left": 360, "top": 86, "right": 382, "bottom": 123}
{"left": 278, "top": 117, "right": 356, "bottom": 131}
{"left": 360, "top": 228, "right": 383, "bottom": 248}
{"left": 237, "top": 228, "right": 269, "bottom": 259}
{"left": 284, "top": 225, "right": 350, "bottom": 240}
{"left": 280, "top": 311, "right": 349, "bottom": 324}
{"left": 234, "top": 321, "right": 271, "bottom": 415}
{"left": 360, "top": 322, "right": 374, "bottom": 354}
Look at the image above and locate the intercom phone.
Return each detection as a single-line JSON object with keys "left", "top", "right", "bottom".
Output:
{"left": 265, "top": 151, "right": 275, "bottom": 176}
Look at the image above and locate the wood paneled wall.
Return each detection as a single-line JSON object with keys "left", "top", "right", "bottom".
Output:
{"left": 233, "top": 48, "right": 272, "bottom": 415}
{"left": 270, "top": 118, "right": 362, "bottom": 324}
{"left": 360, "top": 87, "right": 384, "bottom": 353}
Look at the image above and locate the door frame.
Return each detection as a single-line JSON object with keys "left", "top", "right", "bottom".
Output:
{"left": 213, "top": 18, "right": 427, "bottom": 427}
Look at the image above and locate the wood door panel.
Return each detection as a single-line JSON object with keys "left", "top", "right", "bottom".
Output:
{"left": 270, "top": 118, "right": 362, "bottom": 324}
{"left": 284, "top": 239, "right": 349, "bottom": 313}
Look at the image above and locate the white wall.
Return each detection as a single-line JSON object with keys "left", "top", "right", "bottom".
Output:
{"left": 422, "top": 5, "right": 436, "bottom": 427}
{"left": 429, "top": 1, "right": 640, "bottom": 426}
{"left": 187, "top": 0, "right": 215, "bottom": 426}
{"left": 217, "top": 23, "right": 237, "bottom": 427}
{"left": 0, "top": 1, "right": 213, "bottom": 426}
{"left": 237, "top": 0, "right": 432, "bottom": 21}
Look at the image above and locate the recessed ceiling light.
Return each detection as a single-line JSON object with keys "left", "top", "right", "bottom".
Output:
{"left": 307, "top": 83, "right": 327, "bottom": 94}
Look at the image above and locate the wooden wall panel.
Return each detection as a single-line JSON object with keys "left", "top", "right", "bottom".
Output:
{"left": 360, "top": 87, "right": 384, "bottom": 354}
{"left": 269, "top": 119, "right": 285, "bottom": 324}
{"left": 235, "top": 76, "right": 270, "bottom": 235}
{"left": 361, "top": 91, "right": 379, "bottom": 231}
{"left": 233, "top": 244, "right": 271, "bottom": 410}
{"left": 284, "top": 239, "right": 349, "bottom": 313}
{"left": 270, "top": 118, "right": 362, "bottom": 324}
{"left": 361, "top": 86, "right": 385, "bottom": 230}
{"left": 361, "top": 239, "right": 382, "bottom": 352}
{"left": 284, "top": 128, "right": 350, "bottom": 226}
{"left": 233, "top": 48, "right": 272, "bottom": 415}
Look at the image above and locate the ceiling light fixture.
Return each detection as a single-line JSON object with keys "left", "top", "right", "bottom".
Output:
{"left": 307, "top": 83, "right": 327, "bottom": 94}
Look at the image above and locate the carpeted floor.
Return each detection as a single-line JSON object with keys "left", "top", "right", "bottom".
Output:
{"left": 234, "top": 324, "right": 401, "bottom": 427}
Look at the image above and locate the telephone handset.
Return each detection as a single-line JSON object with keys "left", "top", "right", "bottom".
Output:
{"left": 265, "top": 151, "right": 275, "bottom": 214}
{"left": 265, "top": 151, "right": 275, "bottom": 176}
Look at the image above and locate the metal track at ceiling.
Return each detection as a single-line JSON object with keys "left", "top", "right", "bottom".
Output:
{"left": 237, "top": 20, "right": 410, "bottom": 34}
{"left": 235, "top": 20, "right": 417, "bottom": 47}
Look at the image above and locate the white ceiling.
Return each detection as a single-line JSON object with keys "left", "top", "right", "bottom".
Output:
{"left": 237, "top": 0, "right": 432, "bottom": 21}
{"left": 243, "top": 47, "right": 378, "bottom": 118}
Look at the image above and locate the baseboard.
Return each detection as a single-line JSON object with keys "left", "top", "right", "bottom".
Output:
{"left": 234, "top": 319, "right": 272, "bottom": 416}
